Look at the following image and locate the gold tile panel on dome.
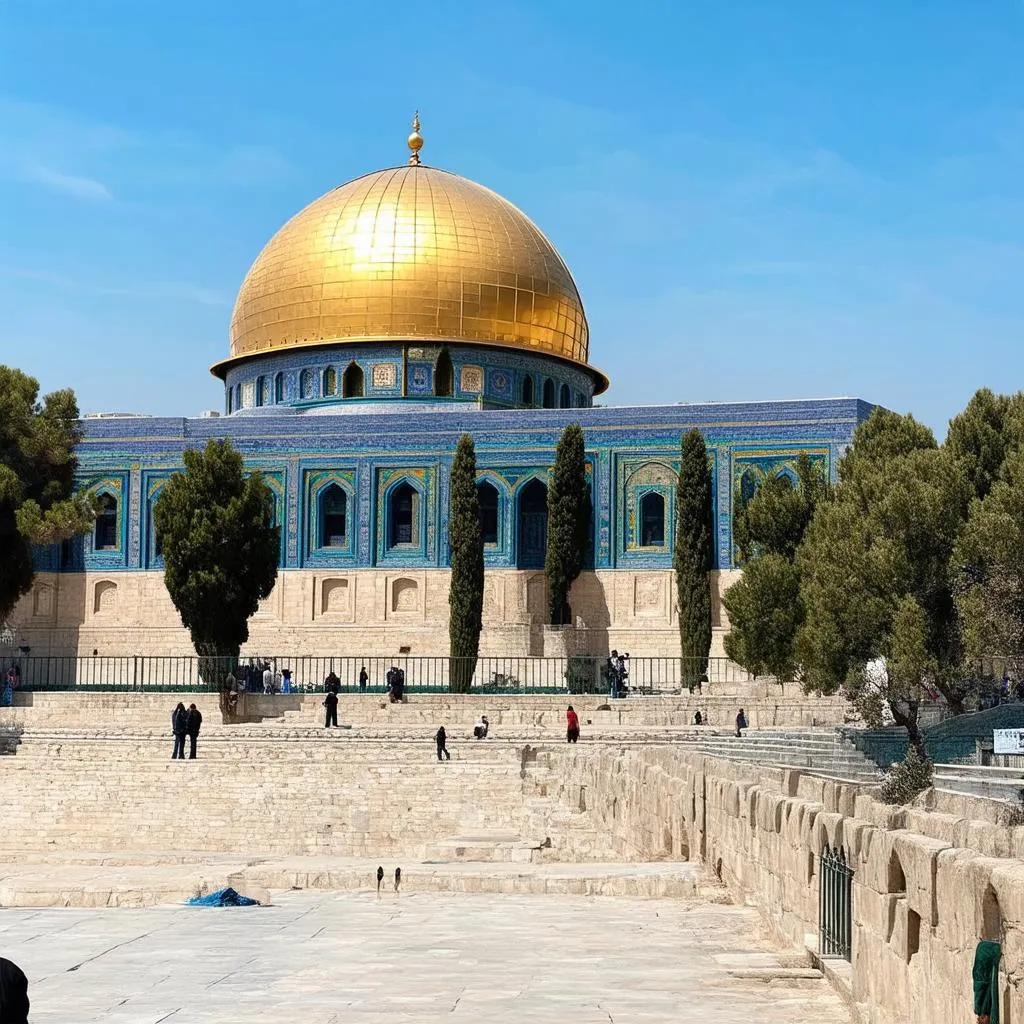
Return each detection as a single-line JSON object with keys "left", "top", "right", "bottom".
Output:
{"left": 214, "top": 115, "right": 605, "bottom": 390}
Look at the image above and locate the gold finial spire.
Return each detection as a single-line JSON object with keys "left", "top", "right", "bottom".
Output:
{"left": 407, "top": 111, "right": 424, "bottom": 165}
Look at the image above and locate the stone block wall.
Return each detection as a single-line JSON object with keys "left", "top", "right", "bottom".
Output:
{"left": 542, "top": 746, "right": 1023, "bottom": 1024}
{"left": 8, "top": 568, "right": 740, "bottom": 660}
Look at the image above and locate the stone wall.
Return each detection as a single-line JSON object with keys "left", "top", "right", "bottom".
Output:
{"left": 8, "top": 568, "right": 739, "bottom": 660}
{"left": 542, "top": 745, "right": 1023, "bottom": 1024}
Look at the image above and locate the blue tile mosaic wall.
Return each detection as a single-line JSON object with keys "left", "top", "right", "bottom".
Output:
{"left": 55, "top": 398, "right": 874, "bottom": 575}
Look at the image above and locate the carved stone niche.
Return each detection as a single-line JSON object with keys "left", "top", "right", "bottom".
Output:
{"left": 634, "top": 575, "right": 666, "bottom": 619}
{"left": 321, "top": 577, "right": 352, "bottom": 619}
{"left": 93, "top": 580, "right": 117, "bottom": 616}
{"left": 391, "top": 577, "right": 420, "bottom": 615}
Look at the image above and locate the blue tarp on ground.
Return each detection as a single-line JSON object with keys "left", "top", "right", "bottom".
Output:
{"left": 186, "top": 887, "right": 259, "bottom": 907}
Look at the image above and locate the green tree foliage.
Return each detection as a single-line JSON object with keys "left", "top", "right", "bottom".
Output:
{"left": 448, "top": 434, "right": 484, "bottom": 692}
{"left": 674, "top": 429, "right": 713, "bottom": 688}
{"left": 945, "top": 388, "right": 1024, "bottom": 502}
{"left": 954, "top": 447, "right": 1024, "bottom": 668}
{"left": 153, "top": 440, "right": 279, "bottom": 713}
{"left": 724, "top": 455, "right": 830, "bottom": 679}
{"left": 0, "top": 366, "right": 95, "bottom": 621}
{"left": 545, "top": 424, "right": 590, "bottom": 625}
{"left": 878, "top": 745, "right": 934, "bottom": 805}
{"left": 795, "top": 409, "right": 972, "bottom": 748}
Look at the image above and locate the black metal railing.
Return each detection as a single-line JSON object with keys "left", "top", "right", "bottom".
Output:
{"left": 2, "top": 653, "right": 760, "bottom": 695}
{"left": 819, "top": 843, "right": 853, "bottom": 960}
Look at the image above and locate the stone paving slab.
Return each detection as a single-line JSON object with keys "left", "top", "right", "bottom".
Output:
{"left": 0, "top": 891, "right": 854, "bottom": 1023}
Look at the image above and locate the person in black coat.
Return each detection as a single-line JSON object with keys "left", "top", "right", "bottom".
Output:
{"left": 171, "top": 702, "right": 187, "bottom": 759}
{"left": 186, "top": 703, "right": 203, "bottom": 759}
{"left": 435, "top": 725, "right": 450, "bottom": 761}
{"left": 0, "top": 957, "right": 30, "bottom": 1024}
{"left": 324, "top": 689, "right": 339, "bottom": 728}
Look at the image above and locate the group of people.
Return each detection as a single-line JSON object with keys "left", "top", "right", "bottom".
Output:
{"left": 432, "top": 707, "right": 579, "bottom": 759}
{"left": 170, "top": 702, "right": 203, "bottom": 758}
{"left": 603, "top": 650, "right": 630, "bottom": 698}
{"left": 226, "top": 661, "right": 292, "bottom": 695}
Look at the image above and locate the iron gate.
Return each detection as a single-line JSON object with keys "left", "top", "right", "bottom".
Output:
{"left": 819, "top": 843, "right": 853, "bottom": 960}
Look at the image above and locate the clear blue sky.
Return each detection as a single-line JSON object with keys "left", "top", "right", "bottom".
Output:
{"left": 2, "top": 1, "right": 1022, "bottom": 433}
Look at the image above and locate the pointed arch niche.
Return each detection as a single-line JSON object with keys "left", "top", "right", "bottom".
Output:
{"left": 343, "top": 362, "right": 364, "bottom": 398}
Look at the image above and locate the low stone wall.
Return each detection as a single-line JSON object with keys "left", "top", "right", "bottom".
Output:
{"left": 542, "top": 746, "right": 1023, "bottom": 1024}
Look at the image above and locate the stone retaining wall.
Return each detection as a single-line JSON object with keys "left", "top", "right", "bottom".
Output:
{"left": 542, "top": 745, "right": 1022, "bottom": 1024}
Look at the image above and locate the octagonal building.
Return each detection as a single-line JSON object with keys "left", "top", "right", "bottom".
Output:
{"left": 12, "top": 121, "right": 874, "bottom": 677}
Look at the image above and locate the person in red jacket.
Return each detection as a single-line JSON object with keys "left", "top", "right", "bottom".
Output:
{"left": 566, "top": 705, "right": 580, "bottom": 744}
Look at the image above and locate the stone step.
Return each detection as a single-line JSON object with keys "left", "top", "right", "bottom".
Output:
{"left": 0, "top": 853, "right": 705, "bottom": 908}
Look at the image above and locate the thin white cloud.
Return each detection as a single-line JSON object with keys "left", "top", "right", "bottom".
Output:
{"left": 0, "top": 265, "right": 229, "bottom": 307}
{"left": 23, "top": 162, "right": 113, "bottom": 200}
{"left": 98, "top": 281, "right": 230, "bottom": 306}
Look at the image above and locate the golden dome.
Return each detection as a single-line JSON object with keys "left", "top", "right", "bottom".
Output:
{"left": 214, "top": 157, "right": 603, "bottom": 388}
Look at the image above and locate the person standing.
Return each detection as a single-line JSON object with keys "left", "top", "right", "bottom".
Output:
{"left": 566, "top": 705, "right": 580, "bottom": 743}
{"left": 262, "top": 663, "right": 273, "bottom": 694}
{"left": 359, "top": 665, "right": 368, "bottom": 691}
{"left": 435, "top": 725, "right": 451, "bottom": 761}
{"left": 735, "top": 707, "right": 748, "bottom": 737}
{"left": 1, "top": 666, "right": 15, "bottom": 707}
{"left": 0, "top": 957, "right": 30, "bottom": 1024}
{"left": 171, "top": 702, "right": 187, "bottom": 759}
{"left": 324, "top": 668, "right": 340, "bottom": 694}
{"left": 324, "top": 689, "right": 339, "bottom": 728}
{"left": 186, "top": 703, "right": 203, "bottom": 759}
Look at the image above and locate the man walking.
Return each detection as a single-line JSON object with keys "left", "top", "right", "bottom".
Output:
{"left": 186, "top": 703, "right": 203, "bottom": 759}
{"left": 171, "top": 702, "right": 187, "bottom": 759}
{"left": 435, "top": 725, "right": 451, "bottom": 761}
{"left": 324, "top": 688, "right": 339, "bottom": 728}
{"left": 735, "top": 707, "right": 748, "bottom": 737}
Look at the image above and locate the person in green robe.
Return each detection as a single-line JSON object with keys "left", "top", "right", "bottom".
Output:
{"left": 973, "top": 940, "right": 1001, "bottom": 1024}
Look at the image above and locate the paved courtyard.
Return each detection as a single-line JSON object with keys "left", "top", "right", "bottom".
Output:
{"left": 0, "top": 891, "right": 852, "bottom": 1023}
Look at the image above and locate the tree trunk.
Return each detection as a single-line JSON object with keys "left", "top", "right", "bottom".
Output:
{"left": 888, "top": 699, "right": 928, "bottom": 760}
{"left": 195, "top": 641, "right": 238, "bottom": 722}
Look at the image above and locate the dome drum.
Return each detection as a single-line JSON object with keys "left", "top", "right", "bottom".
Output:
{"left": 223, "top": 342, "right": 595, "bottom": 414}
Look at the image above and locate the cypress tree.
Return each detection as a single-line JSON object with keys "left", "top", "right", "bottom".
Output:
{"left": 674, "top": 429, "right": 713, "bottom": 688}
{"left": 153, "top": 439, "right": 279, "bottom": 716}
{"left": 545, "top": 423, "right": 590, "bottom": 625}
{"left": 448, "top": 434, "right": 484, "bottom": 692}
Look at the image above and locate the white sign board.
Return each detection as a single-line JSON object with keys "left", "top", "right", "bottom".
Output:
{"left": 993, "top": 729, "right": 1024, "bottom": 755}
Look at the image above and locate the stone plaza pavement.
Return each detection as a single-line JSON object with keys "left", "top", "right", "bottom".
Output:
{"left": 1, "top": 891, "right": 854, "bottom": 1023}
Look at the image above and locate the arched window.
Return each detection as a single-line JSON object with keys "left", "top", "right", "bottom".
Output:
{"left": 299, "top": 369, "right": 314, "bottom": 400}
{"left": 323, "top": 367, "right": 337, "bottom": 396}
{"left": 389, "top": 483, "right": 418, "bottom": 548}
{"left": 94, "top": 494, "right": 118, "bottom": 550}
{"left": 477, "top": 481, "right": 500, "bottom": 545}
{"left": 575, "top": 390, "right": 585, "bottom": 408}
{"left": 257, "top": 376, "right": 271, "bottom": 407}
{"left": 319, "top": 485, "right": 347, "bottom": 548}
{"left": 559, "top": 383, "right": 571, "bottom": 408}
{"left": 343, "top": 362, "right": 364, "bottom": 398}
{"left": 522, "top": 376, "right": 535, "bottom": 408}
{"left": 517, "top": 479, "right": 548, "bottom": 568}
{"left": 542, "top": 378, "right": 555, "bottom": 408}
{"left": 435, "top": 349, "right": 453, "bottom": 397}
{"left": 274, "top": 373, "right": 285, "bottom": 403}
{"left": 235, "top": 383, "right": 242, "bottom": 410}
{"left": 226, "top": 389, "right": 233, "bottom": 414}
{"left": 739, "top": 468, "right": 759, "bottom": 504}
{"left": 639, "top": 492, "right": 666, "bottom": 547}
